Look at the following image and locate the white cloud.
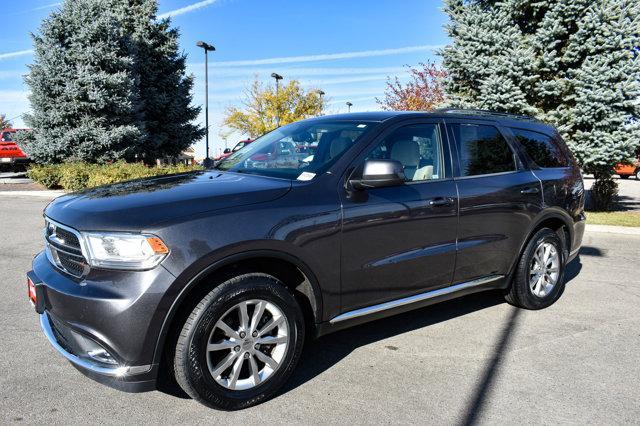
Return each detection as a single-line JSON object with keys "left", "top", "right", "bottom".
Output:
{"left": 209, "top": 45, "right": 444, "bottom": 67}
{"left": 30, "top": 2, "right": 61, "bottom": 12}
{"left": 158, "top": 0, "right": 218, "bottom": 19}
{"left": 0, "top": 50, "right": 34, "bottom": 61}
{"left": 0, "top": 70, "right": 26, "bottom": 80}
{"left": 188, "top": 65, "right": 406, "bottom": 79}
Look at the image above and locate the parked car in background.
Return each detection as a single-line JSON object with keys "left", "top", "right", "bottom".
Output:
{"left": 28, "top": 110, "right": 585, "bottom": 410}
{"left": 214, "top": 139, "right": 253, "bottom": 162}
{"left": 614, "top": 157, "right": 640, "bottom": 180}
{"left": 0, "top": 128, "right": 30, "bottom": 171}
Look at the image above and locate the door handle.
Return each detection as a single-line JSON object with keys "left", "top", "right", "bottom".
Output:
{"left": 428, "top": 197, "right": 453, "bottom": 207}
{"left": 520, "top": 187, "right": 540, "bottom": 195}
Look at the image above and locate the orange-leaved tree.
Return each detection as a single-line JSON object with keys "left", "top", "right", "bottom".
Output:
{"left": 377, "top": 62, "right": 447, "bottom": 111}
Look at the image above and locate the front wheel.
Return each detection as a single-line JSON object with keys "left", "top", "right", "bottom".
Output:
{"left": 173, "top": 273, "right": 305, "bottom": 410}
{"left": 505, "top": 228, "right": 566, "bottom": 310}
{"left": 620, "top": 174, "right": 630, "bottom": 179}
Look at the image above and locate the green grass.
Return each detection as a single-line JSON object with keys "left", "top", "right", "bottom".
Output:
{"left": 586, "top": 211, "right": 640, "bottom": 227}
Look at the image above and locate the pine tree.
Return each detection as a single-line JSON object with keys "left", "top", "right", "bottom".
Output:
{"left": 441, "top": 0, "right": 640, "bottom": 210}
{"left": 20, "top": 0, "right": 204, "bottom": 164}
{"left": 1, "top": 114, "right": 12, "bottom": 130}
{"left": 113, "top": 0, "right": 204, "bottom": 161}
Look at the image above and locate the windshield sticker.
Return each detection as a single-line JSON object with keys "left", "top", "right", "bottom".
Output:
{"left": 297, "top": 172, "right": 316, "bottom": 181}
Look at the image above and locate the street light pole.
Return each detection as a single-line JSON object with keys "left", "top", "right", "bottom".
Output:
{"left": 346, "top": 101, "right": 353, "bottom": 113}
{"left": 317, "top": 90, "right": 325, "bottom": 115}
{"left": 271, "top": 72, "right": 283, "bottom": 127}
{"left": 197, "top": 40, "right": 215, "bottom": 167}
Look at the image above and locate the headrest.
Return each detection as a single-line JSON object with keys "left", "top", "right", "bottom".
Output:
{"left": 390, "top": 139, "right": 420, "bottom": 167}
{"left": 329, "top": 137, "right": 352, "bottom": 159}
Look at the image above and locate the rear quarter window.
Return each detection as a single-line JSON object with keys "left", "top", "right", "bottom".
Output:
{"left": 511, "top": 128, "right": 569, "bottom": 168}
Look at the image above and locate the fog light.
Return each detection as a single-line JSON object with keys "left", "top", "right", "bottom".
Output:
{"left": 87, "top": 348, "right": 118, "bottom": 365}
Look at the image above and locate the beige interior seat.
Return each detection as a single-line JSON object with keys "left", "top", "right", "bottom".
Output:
{"left": 413, "top": 165, "right": 433, "bottom": 181}
{"left": 329, "top": 137, "right": 352, "bottom": 159}
{"left": 390, "top": 139, "right": 420, "bottom": 180}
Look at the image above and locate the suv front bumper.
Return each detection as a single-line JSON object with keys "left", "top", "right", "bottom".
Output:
{"left": 29, "top": 251, "right": 175, "bottom": 392}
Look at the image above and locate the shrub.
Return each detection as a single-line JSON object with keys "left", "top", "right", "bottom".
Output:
{"left": 28, "top": 162, "right": 203, "bottom": 191}
{"left": 590, "top": 176, "right": 619, "bottom": 211}
{"left": 27, "top": 164, "right": 62, "bottom": 188}
{"left": 59, "top": 163, "right": 97, "bottom": 192}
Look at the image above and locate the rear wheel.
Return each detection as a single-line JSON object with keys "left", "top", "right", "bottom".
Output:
{"left": 636, "top": 169, "right": 640, "bottom": 180}
{"left": 173, "top": 273, "right": 305, "bottom": 410}
{"left": 505, "top": 228, "right": 566, "bottom": 310}
{"left": 620, "top": 174, "right": 630, "bottom": 179}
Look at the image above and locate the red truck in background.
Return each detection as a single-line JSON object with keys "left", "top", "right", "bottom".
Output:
{"left": 1, "top": 128, "right": 30, "bottom": 171}
{"left": 214, "top": 139, "right": 253, "bottom": 162}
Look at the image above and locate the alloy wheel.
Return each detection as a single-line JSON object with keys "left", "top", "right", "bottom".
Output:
{"left": 205, "top": 299, "right": 289, "bottom": 391}
{"left": 529, "top": 242, "right": 560, "bottom": 298}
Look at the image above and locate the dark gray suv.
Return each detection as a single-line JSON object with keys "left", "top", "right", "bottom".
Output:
{"left": 27, "top": 110, "right": 585, "bottom": 410}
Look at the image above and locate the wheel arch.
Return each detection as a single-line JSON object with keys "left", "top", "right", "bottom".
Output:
{"left": 152, "top": 249, "right": 323, "bottom": 372}
{"left": 507, "top": 209, "right": 574, "bottom": 280}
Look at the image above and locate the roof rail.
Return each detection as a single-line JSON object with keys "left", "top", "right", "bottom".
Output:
{"left": 435, "top": 108, "right": 541, "bottom": 122}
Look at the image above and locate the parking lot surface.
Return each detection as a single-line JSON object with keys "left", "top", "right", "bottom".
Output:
{"left": 1, "top": 195, "right": 639, "bottom": 425}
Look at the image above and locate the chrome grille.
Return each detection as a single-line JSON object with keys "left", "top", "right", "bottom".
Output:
{"left": 44, "top": 218, "right": 89, "bottom": 278}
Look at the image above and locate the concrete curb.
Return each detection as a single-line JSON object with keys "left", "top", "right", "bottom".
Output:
{"left": 0, "top": 190, "right": 65, "bottom": 198}
{"left": 585, "top": 224, "right": 640, "bottom": 235}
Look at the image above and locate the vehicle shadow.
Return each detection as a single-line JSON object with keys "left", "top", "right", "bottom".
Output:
{"left": 284, "top": 257, "right": 583, "bottom": 422}
{"left": 283, "top": 289, "right": 506, "bottom": 395}
{"left": 564, "top": 256, "right": 583, "bottom": 284}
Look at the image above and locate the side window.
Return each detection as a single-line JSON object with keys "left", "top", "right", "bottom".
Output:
{"left": 510, "top": 128, "right": 569, "bottom": 168}
{"left": 365, "top": 123, "right": 445, "bottom": 182}
{"left": 448, "top": 123, "right": 516, "bottom": 177}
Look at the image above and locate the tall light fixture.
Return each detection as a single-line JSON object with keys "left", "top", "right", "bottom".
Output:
{"left": 196, "top": 40, "right": 215, "bottom": 167}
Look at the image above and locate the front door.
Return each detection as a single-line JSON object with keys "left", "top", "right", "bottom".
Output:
{"left": 339, "top": 120, "right": 458, "bottom": 314}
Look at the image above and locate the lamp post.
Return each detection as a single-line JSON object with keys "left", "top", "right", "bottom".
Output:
{"left": 271, "top": 72, "right": 283, "bottom": 127}
{"left": 196, "top": 40, "right": 215, "bottom": 167}
{"left": 316, "top": 90, "right": 325, "bottom": 116}
{"left": 346, "top": 101, "right": 353, "bottom": 113}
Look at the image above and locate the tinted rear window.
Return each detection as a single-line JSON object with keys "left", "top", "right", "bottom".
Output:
{"left": 448, "top": 123, "right": 516, "bottom": 177}
{"left": 511, "top": 128, "right": 569, "bottom": 168}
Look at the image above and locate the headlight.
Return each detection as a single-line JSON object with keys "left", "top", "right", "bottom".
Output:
{"left": 82, "top": 232, "right": 169, "bottom": 270}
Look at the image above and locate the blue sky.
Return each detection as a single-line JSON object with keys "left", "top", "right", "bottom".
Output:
{"left": 0, "top": 0, "right": 449, "bottom": 157}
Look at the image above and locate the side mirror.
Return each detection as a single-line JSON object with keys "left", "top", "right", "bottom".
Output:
{"left": 223, "top": 148, "right": 231, "bottom": 154}
{"left": 349, "top": 159, "right": 406, "bottom": 190}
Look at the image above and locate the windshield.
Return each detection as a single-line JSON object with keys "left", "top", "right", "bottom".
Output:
{"left": 1, "top": 131, "right": 13, "bottom": 142}
{"left": 215, "top": 120, "right": 377, "bottom": 180}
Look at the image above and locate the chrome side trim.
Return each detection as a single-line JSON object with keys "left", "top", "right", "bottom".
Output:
{"left": 329, "top": 275, "right": 504, "bottom": 324}
{"left": 39, "top": 313, "right": 150, "bottom": 377}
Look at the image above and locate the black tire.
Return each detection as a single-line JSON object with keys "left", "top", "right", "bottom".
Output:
{"left": 174, "top": 273, "right": 305, "bottom": 410}
{"left": 620, "top": 174, "right": 630, "bottom": 179}
{"left": 635, "top": 169, "right": 640, "bottom": 180}
{"left": 505, "top": 228, "right": 566, "bottom": 310}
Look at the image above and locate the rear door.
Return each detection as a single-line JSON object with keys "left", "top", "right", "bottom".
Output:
{"left": 445, "top": 119, "right": 543, "bottom": 284}
{"left": 339, "top": 119, "right": 458, "bottom": 313}
{"left": 506, "top": 127, "right": 582, "bottom": 212}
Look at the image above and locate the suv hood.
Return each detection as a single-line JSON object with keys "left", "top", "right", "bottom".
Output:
{"left": 44, "top": 171, "right": 291, "bottom": 231}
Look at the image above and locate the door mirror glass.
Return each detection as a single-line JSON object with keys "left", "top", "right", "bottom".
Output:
{"left": 349, "top": 159, "right": 406, "bottom": 190}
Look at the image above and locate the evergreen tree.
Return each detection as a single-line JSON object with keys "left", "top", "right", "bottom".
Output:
{"left": 1, "top": 114, "right": 13, "bottom": 130}
{"left": 441, "top": 0, "right": 640, "bottom": 210}
{"left": 114, "top": 0, "right": 204, "bottom": 161}
{"left": 20, "top": 0, "right": 204, "bottom": 164}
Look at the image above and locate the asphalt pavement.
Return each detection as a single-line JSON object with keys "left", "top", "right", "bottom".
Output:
{"left": 1, "top": 195, "right": 639, "bottom": 425}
